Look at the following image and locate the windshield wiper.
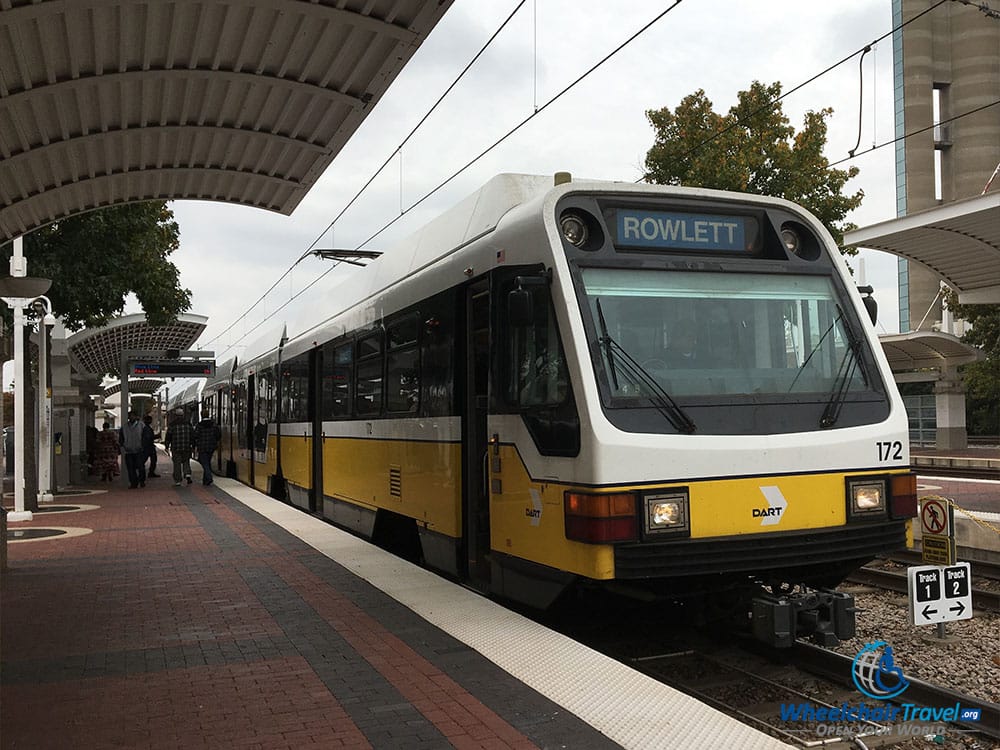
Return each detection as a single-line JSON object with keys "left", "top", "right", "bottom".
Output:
{"left": 595, "top": 298, "right": 619, "bottom": 390}
{"left": 593, "top": 302, "right": 695, "bottom": 434}
{"left": 788, "top": 312, "right": 841, "bottom": 392}
{"left": 820, "top": 304, "right": 869, "bottom": 428}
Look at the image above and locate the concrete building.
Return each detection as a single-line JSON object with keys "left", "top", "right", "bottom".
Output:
{"left": 893, "top": 0, "right": 1000, "bottom": 332}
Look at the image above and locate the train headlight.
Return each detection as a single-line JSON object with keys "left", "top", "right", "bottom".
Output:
{"left": 560, "top": 213, "right": 589, "bottom": 247}
{"left": 643, "top": 492, "right": 690, "bottom": 537}
{"left": 847, "top": 478, "right": 886, "bottom": 517}
{"left": 780, "top": 227, "right": 801, "bottom": 254}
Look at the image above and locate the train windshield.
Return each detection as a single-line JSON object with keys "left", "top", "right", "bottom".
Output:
{"left": 581, "top": 268, "right": 869, "bottom": 400}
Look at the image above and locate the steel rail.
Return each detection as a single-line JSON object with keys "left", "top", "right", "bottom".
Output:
{"left": 790, "top": 642, "right": 1000, "bottom": 741}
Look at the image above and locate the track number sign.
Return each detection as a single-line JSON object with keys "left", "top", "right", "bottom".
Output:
{"left": 907, "top": 563, "right": 973, "bottom": 626}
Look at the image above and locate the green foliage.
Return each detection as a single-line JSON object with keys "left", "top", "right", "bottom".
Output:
{"left": 2, "top": 201, "right": 191, "bottom": 330}
{"left": 944, "top": 290, "right": 1000, "bottom": 435}
{"left": 643, "top": 81, "right": 864, "bottom": 250}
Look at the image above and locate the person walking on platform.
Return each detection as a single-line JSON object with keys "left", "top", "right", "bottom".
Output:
{"left": 194, "top": 409, "right": 221, "bottom": 486}
{"left": 142, "top": 415, "right": 160, "bottom": 478}
{"left": 95, "top": 422, "right": 120, "bottom": 482}
{"left": 119, "top": 412, "right": 147, "bottom": 489}
{"left": 164, "top": 409, "right": 195, "bottom": 486}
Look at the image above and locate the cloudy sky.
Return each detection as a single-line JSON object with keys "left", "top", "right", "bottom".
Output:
{"left": 164, "top": 0, "right": 906, "bottom": 363}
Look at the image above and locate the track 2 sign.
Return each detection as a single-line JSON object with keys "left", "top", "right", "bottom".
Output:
{"left": 907, "top": 563, "right": 973, "bottom": 626}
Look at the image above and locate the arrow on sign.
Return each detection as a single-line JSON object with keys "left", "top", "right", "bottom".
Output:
{"left": 950, "top": 601, "right": 966, "bottom": 616}
{"left": 921, "top": 605, "right": 938, "bottom": 620}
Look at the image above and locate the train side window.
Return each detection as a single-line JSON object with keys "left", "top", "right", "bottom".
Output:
{"left": 281, "top": 352, "right": 310, "bottom": 422}
{"left": 256, "top": 365, "right": 277, "bottom": 423}
{"left": 356, "top": 332, "right": 384, "bottom": 416}
{"left": 387, "top": 316, "right": 420, "bottom": 414}
{"left": 420, "top": 295, "right": 455, "bottom": 417}
{"left": 321, "top": 341, "right": 353, "bottom": 419}
{"left": 234, "top": 380, "right": 248, "bottom": 450}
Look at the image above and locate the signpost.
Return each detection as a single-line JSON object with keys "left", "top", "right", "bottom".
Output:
{"left": 920, "top": 496, "right": 956, "bottom": 566}
{"left": 907, "top": 562, "right": 973, "bottom": 630}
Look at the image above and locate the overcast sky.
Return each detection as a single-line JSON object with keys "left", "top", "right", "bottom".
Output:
{"left": 142, "top": 1, "right": 907, "bottom": 365}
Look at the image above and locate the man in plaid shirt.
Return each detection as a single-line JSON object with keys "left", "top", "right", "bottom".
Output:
{"left": 164, "top": 410, "right": 195, "bottom": 486}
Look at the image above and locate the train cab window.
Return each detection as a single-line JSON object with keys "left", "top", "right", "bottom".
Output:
{"left": 507, "top": 288, "right": 570, "bottom": 407}
{"left": 321, "top": 342, "right": 353, "bottom": 419}
{"left": 503, "top": 278, "right": 580, "bottom": 456}
{"left": 356, "top": 332, "right": 384, "bottom": 416}
{"left": 387, "top": 317, "right": 420, "bottom": 414}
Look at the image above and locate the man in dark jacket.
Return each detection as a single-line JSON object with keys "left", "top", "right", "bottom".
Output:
{"left": 142, "top": 415, "right": 160, "bottom": 477}
{"left": 194, "top": 409, "right": 222, "bottom": 486}
{"left": 163, "top": 410, "right": 195, "bottom": 486}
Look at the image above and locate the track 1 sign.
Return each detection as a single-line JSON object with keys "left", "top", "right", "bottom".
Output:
{"left": 907, "top": 563, "right": 973, "bottom": 626}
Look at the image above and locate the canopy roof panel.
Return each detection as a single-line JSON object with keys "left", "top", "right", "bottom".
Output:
{"left": 845, "top": 192, "right": 1000, "bottom": 304}
{"left": 103, "top": 378, "right": 166, "bottom": 398}
{"left": 66, "top": 312, "right": 208, "bottom": 377}
{"left": 878, "top": 331, "right": 984, "bottom": 373}
{"left": 0, "top": 0, "right": 453, "bottom": 242}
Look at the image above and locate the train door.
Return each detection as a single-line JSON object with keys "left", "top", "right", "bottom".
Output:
{"left": 246, "top": 372, "right": 256, "bottom": 488}
{"left": 309, "top": 347, "right": 323, "bottom": 514}
{"left": 462, "top": 280, "right": 492, "bottom": 588}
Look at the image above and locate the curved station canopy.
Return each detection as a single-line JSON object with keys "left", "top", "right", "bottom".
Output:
{"left": 845, "top": 192, "right": 1000, "bottom": 305}
{"left": 66, "top": 313, "right": 207, "bottom": 378}
{"left": 0, "top": 0, "right": 454, "bottom": 242}
{"left": 878, "top": 330, "right": 984, "bottom": 374}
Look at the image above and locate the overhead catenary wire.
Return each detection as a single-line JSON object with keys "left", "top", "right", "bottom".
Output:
{"left": 202, "top": 0, "right": 532, "bottom": 350}
{"left": 204, "top": 0, "right": 973, "bottom": 357}
{"left": 642, "top": 0, "right": 949, "bottom": 177}
{"left": 202, "top": 0, "right": 684, "bottom": 353}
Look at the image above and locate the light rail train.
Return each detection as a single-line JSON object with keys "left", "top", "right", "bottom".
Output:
{"left": 202, "top": 173, "right": 917, "bottom": 645}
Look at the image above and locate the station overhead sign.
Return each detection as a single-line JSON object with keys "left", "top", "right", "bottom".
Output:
{"left": 130, "top": 360, "right": 216, "bottom": 378}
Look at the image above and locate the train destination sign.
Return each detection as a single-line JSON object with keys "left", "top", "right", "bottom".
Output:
{"left": 907, "top": 562, "right": 973, "bottom": 626}
{"left": 130, "top": 360, "right": 216, "bottom": 377}
{"left": 616, "top": 209, "right": 753, "bottom": 253}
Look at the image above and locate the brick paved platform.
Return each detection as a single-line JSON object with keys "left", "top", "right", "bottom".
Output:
{"left": 1, "top": 471, "right": 617, "bottom": 750}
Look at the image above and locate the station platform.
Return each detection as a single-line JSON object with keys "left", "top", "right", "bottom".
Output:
{"left": 1, "top": 460, "right": 789, "bottom": 750}
{"left": 911, "top": 445, "right": 1000, "bottom": 476}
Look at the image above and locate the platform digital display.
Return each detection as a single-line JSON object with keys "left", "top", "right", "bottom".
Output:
{"left": 615, "top": 209, "right": 754, "bottom": 253}
{"left": 130, "top": 361, "right": 215, "bottom": 377}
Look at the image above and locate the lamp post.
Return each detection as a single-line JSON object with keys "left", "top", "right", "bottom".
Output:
{"left": 0, "top": 237, "right": 51, "bottom": 521}
{"left": 31, "top": 295, "right": 56, "bottom": 503}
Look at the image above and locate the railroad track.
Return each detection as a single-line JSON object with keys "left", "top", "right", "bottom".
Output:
{"left": 627, "top": 639, "right": 1000, "bottom": 747}
{"left": 789, "top": 642, "right": 1000, "bottom": 745}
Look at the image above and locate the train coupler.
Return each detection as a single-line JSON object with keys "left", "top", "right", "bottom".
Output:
{"left": 751, "top": 587, "right": 856, "bottom": 648}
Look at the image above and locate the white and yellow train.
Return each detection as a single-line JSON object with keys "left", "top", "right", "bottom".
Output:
{"left": 203, "top": 174, "right": 917, "bottom": 646}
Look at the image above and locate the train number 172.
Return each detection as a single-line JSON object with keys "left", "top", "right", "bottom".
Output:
{"left": 876, "top": 441, "right": 903, "bottom": 461}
